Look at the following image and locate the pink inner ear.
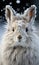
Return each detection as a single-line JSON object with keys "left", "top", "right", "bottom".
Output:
{"left": 7, "top": 8, "right": 11, "bottom": 20}
{"left": 29, "top": 10, "right": 33, "bottom": 18}
{"left": 29, "top": 6, "right": 36, "bottom": 19}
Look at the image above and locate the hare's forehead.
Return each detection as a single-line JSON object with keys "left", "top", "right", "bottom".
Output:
{"left": 12, "top": 20, "right": 27, "bottom": 27}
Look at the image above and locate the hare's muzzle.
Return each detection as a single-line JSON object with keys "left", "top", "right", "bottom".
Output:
{"left": 18, "top": 35, "right": 22, "bottom": 42}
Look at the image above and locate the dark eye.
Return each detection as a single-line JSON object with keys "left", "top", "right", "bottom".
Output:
{"left": 12, "top": 28, "right": 15, "bottom": 32}
{"left": 26, "top": 27, "right": 28, "bottom": 32}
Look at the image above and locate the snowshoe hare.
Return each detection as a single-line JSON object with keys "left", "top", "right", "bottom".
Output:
{"left": 0, "top": 5, "right": 39, "bottom": 65}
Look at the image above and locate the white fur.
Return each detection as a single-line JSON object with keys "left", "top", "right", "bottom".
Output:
{"left": 0, "top": 5, "right": 39, "bottom": 65}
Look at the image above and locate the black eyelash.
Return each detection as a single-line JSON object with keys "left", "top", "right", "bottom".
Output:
{"left": 26, "top": 27, "right": 28, "bottom": 32}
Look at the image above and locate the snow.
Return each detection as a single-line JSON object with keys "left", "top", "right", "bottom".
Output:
{"left": 23, "top": 7, "right": 25, "bottom": 10}
{"left": 9, "top": 2, "right": 12, "bottom": 5}
{"left": 16, "top": 0, "right": 20, "bottom": 4}
{"left": 1, "top": 9, "right": 3, "bottom": 12}
{"left": 3, "top": 0, "right": 5, "bottom": 2}
{"left": 26, "top": 3, "right": 29, "bottom": 6}
{"left": 17, "top": 8, "right": 20, "bottom": 11}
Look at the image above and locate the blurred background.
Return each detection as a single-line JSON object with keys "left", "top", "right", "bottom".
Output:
{"left": 0, "top": 0, "right": 39, "bottom": 42}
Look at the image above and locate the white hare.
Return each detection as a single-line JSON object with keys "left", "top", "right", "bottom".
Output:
{"left": 0, "top": 5, "right": 39, "bottom": 65}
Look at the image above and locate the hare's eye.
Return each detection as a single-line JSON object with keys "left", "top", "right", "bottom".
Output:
{"left": 12, "top": 28, "right": 15, "bottom": 32}
{"left": 26, "top": 27, "right": 28, "bottom": 32}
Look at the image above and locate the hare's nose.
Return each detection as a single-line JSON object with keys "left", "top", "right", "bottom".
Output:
{"left": 18, "top": 35, "right": 22, "bottom": 40}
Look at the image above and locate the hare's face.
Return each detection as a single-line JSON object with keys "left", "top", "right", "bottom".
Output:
{"left": 5, "top": 5, "right": 36, "bottom": 47}
{"left": 11, "top": 20, "right": 29, "bottom": 46}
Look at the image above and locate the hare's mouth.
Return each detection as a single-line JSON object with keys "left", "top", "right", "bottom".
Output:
{"left": 18, "top": 39, "right": 21, "bottom": 42}
{"left": 14, "top": 40, "right": 28, "bottom": 48}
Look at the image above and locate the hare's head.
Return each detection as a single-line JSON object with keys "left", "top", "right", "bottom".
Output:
{"left": 5, "top": 5, "right": 36, "bottom": 47}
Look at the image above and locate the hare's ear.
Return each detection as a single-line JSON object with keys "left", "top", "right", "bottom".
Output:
{"left": 23, "top": 5, "right": 37, "bottom": 22}
{"left": 5, "top": 5, "right": 16, "bottom": 23}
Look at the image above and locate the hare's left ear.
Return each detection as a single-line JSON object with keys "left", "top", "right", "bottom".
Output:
{"left": 23, "top": 5, "right": 37, "bottom": 22}
{"left": 5, "top": 5, "right": 16, "bottom": 23}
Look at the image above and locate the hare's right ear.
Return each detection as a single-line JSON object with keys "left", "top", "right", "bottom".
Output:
{"left": 5, "top": 5, "right": 16, "bottom": 23}
{"left": 23, "top": 5, "right": 36, "bottom": 22}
